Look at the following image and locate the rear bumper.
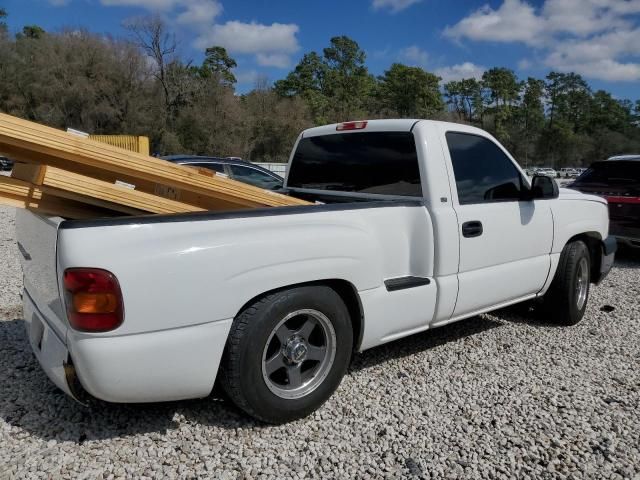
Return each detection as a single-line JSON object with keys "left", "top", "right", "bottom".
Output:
{"left": 595, "top": 236, "right": 617, "bottom": 284}
{"left": 615, "top": 235, "right": 640, "bottom": 248}
{"left": 68, "top": 319, "right": 233, "bottom": 403}
{"left": 25, "top": 290, "right": 233, "bottom": 403}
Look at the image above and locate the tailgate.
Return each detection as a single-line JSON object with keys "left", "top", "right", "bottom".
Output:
{"left": 15, "top": 209, "right": 68, "bottom": 343}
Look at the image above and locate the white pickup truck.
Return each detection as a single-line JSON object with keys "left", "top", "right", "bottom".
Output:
{"left": 17, "top": 119, "right": 616, "bottom": 423}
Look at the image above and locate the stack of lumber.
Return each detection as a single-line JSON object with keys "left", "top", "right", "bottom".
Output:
{"left": 0, "top": 113, "right": 309, "bottom": 219}
{"left": 89, "top": 134, "right": 150, "bottom": 155}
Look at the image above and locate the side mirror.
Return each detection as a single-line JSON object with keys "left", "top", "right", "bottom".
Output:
{"left": 529, "top": 174, "right": 559, "bottom": 200}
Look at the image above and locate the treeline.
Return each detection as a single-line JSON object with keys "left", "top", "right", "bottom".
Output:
{"left": 0, "top": 9, "right": 639, "bottom": 166}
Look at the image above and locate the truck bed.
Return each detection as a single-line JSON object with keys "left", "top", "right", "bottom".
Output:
{"left": 16, "top": 198, "right": 438, "bottom": 402}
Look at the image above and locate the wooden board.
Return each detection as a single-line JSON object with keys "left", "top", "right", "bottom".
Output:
{"left": 0, "top": 175, "right": 121, "bottom": 219}
{"left": 0, "top": 144, "right": 244, "bottom": 211}
{"left": 11, "top": 163, "right": 206, "bottom": 215}
{"left": 0, "top": 112, "right": 309, "bottom": 209}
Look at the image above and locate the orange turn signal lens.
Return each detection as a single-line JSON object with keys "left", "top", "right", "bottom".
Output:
{"left": 73, "top": 292, "right": 118, "bottom": 314}
{"left": 63, "top": 268, "right": 124, "bottom": 332}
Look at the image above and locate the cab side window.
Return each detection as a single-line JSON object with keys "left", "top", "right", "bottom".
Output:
{"left": 191, "top": 162, "right": 226, "bottom": 174}
{"left": 229, "top": 165, "right": 283, "bottom": 190}
{"left": 446, "top": 132, "right": 524, "bottom": 205}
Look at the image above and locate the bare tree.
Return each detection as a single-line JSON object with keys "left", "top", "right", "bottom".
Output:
{"left": 125, "top": 16, "right": 176, "bottom": 113}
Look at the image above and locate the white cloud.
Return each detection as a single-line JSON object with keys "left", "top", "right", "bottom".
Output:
{"left": 445, "top": 0, "right": 640, "bottom": 82}
{"left": 549, "top": 58, "right": 640, "bottom": 82}
{"left": 400, "top": 45, "right": 428, "bottom": 66}
{"left": 372, "top": 0, "right": 421, "bottom": 13}
{"left": 100, "top": 1, "right": 300, "bottom": 70}
{"left": 544, "top": 27, "right": 640, "bottom": 81}
{"left": 195, "top": 21, "right": 299, "bottom": 54}
{"left": 445, "top": 0, "right": 640, "bottom": 44}
{"left": 101, "top": 0, "right": 223, "bottom": 25}
{"left": 444, "top": 0, "right": 543, "bottom": 45}
{"left": 176, "top": 0, "right": 222, "bottom": 27}
{"left": 434, "top": 62, "right": 486, "bottom": 83}
{"left": 194, "top": 21, "right": 300, "bottom": 68}
{"left": 541, "top": 0, "right": 640, "bottom": 37}
{"left": 101, "top": 0, "right": 178, "bottom": 8}
{"left": 256, "top": 53, "right": 291, "bottom": 68}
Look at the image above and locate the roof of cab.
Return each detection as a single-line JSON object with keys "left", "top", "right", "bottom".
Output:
{"left": 606, "top": 154, "right": 640, "bottom": 161}
{"left": 301, "top": 119, "right": 491, "bottom": 138}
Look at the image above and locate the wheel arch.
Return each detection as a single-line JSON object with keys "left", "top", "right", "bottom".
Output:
{"left": 565, "top": 232, "right": 603, "bottom": 283}
{"left": 234, "top": 279, "right": 365, "bottom": 352}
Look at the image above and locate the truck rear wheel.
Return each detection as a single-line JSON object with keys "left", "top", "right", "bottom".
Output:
{"left": 220, "top": 286, "right": 353, "bottom": 423}
{"left": 541, "top": 240, "right": 591, "bottom": 325}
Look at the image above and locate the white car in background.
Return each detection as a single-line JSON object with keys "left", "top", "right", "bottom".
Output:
{"left": 538, "top": 168, "right": 558, "bottom": 178}
{"left": 559, "top": 168, "right": 579, "bottom": 178}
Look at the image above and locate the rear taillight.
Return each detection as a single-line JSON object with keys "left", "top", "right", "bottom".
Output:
{"left": 63, "top": 268, "right": 123, "bottom": 332}
{"left": 605, "top": 196, "right": 640, "bottom": 204}
{"left": 336, "top": 121, "right": 367, "bottom": 131}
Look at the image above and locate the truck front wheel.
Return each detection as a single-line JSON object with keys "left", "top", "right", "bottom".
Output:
{"left": 220, "top": 286, "right": 353, "bottom": 423}
{"left": 541, "top": 240, "right": 591, "bottom": 325}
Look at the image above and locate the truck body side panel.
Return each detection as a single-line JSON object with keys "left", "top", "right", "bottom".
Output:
{"left": 55, "top": 203, "right": 439, "bottom": 398}
{"left": 56, "top": 203, "right": 435, "bottom": 339}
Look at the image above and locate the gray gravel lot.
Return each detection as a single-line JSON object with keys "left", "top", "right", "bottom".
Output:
{"left": 0, "top": 204, "right": 639, "bottom": 479}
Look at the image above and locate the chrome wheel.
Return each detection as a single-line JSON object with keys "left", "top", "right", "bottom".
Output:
{"left": 575, "top": 257, "right": 589, "bottom": 310}
{"left": 261, "top": 309, "right": 336, "bottom": 399}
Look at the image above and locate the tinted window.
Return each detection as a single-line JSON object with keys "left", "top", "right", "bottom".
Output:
{"left": 446, "top": 132, "right": 523, "bottom": 205}
{"left": 287, "top": 132, "right": 422, "bottom": 197}
{"left": 574, "top": 161, "right": 640, "bottom": 188}
{"left": 190, "top": 162, "right": 226, "bottom": 173}
{"left": 229, "top": 165, "right": 283, "bottom": 190}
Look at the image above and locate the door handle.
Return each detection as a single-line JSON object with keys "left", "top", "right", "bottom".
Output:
{"left": 462, "top": 221, "right": 483, "bottom": 238}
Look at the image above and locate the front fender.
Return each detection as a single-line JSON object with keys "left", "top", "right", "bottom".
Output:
{"left": 551, "top": 198, "right": 608, "bottom": 253}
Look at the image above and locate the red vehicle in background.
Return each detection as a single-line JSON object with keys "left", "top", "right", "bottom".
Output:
{"left": 569, "top": 155, "right": 640, "bottom": 249}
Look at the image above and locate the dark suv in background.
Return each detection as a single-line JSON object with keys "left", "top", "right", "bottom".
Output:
{"left": 162, "top": 155, "right": 284, "bottom": 191}
{"left": 569, "top": 155, "right": 640, "bottom": 248}
{"left": 0, "top": 156, "right": 13, "bottom": 171}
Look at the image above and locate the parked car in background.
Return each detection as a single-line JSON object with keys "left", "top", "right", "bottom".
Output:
{"left": 163, "top": 155, "right": 284, "bottom": 191}
{"left": 568, "top": 155, "right": 640, "bottom": 248}
{"left": 0, "top": 156, "right": 13, "bottom": 171}
{"left": 537, "top": 167, "right": 558, "bottom": 178}
{"left": 559, "top": 168, "right": 580, "bottom": 178}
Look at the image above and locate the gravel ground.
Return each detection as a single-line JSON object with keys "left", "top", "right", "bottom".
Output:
{"left": 0, "top": 204, "right": 639, "bottom": 480}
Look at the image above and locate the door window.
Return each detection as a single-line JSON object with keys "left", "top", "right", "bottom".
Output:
{"left": 446, "top": 132, "right": 524, "bottom": 205}
{"left": 229, "top": 165, "right": 283, "bottom": 190}
{"left": 191, "top": 162, "right": 226, "bottom": 174}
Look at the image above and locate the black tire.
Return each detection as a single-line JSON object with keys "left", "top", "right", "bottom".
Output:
{"left": 540, "top": 240, "right": 591, "bottom": 325}
{"left": 220, "top": 286, "right": 353, "bottom": 423}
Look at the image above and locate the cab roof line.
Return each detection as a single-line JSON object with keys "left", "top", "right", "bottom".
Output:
{"left": 410, "top": 120, "right": 420, "bottom": 132}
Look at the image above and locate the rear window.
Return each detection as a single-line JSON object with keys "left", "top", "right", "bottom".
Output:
{"left": 287, "top": 132, "right": 422, "bottom": 197}
{"left": 575, "top": 161, "right": 640, "bottom": 186}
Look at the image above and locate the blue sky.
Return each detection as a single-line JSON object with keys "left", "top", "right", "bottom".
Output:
{"left": 2, "top": 0, "right": 640, "bottom": 99}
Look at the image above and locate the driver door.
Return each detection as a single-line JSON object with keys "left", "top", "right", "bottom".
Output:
{"left": 442, "top": 130, "right": 554, "bottom": 318}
